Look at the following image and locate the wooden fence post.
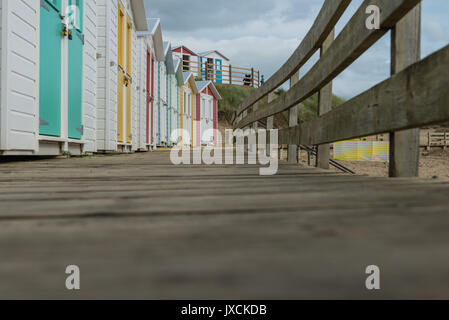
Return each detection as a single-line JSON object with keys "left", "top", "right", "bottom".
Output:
{"left": 288, "top": 71, "right": 300, "bottom": 163}
{"left": 316, "top": 29, "right": 335, "bottom": 170}
{"left": 251, "top": 68, "right": 255, "bottom": 87}
{"left": 229, "top": 65, "right": 232, "bottom": 85}
{"left": 443, "top": 131, "right": 447, "bottom": 150}
{"left": 243, "top": 110, "right": 248, "bottom": 128}
{"left": 266, "top": 92, "right": 276, "bottom": 157}
{"left": 389, "top": 4, "right": 421, "bottom": 177}
{"left": 251, "top": 102, "right": 259, "bottom": 154}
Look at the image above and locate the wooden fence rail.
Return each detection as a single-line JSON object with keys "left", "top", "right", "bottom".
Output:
{"left": 232, "top": 0, "right": 449, "bottom": 177}
{"left": 182, "top": 59, "right": 260, "bottom": 88}
{"left": 425, "top": 132, "right": 449, "bottom": 150}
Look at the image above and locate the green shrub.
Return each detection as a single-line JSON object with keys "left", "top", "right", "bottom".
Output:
{"left": 215, "top": 83, "right": 345, "bottom": 126}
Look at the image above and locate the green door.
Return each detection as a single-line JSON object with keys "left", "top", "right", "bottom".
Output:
{"left": 68, "top": 0, "right": 84, "bottom": 139}
{"left": 39, "top": 0, "right": 62, "bottom": 137}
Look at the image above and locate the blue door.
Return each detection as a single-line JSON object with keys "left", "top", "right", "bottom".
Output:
{"left": 215, "top": 59, "right": 223, "bottom": 83}
{"left": 166, "top": 70, "right": 169, "bottom": 145}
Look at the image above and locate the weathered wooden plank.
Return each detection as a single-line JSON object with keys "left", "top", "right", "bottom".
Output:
{"left": 236, "top": 0, "right": 422, "bottom": 129}
{"left": 266, "top": 93, "right": 276, "bottom": 157}
{"left": 278, "top": 44, "right": 449, "bottom": 146}
{"left": 2, "top": 151, "right": 449, "bottom": 298}
{"left": 3, "top": 204, "right": 449, "bottom": 299}
{"left": 234, "top": 0, "right": 351, "bottom": 119}
{"left": 389, "top": 4, "right": 421, "bottom": 177}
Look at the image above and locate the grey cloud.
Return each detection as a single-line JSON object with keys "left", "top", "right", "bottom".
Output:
{"left": 145, "top": 0, "right": 278, "bottom": 32}
{"left": 144, "top": 0, "right": 449, "bottom": 100}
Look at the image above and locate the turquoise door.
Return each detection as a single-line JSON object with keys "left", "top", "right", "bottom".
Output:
{"left": 166, "top": 71, "right": 169, "bottom": 145}
{"left": 68, "top": 0, "right": 84, "bottom": 139}
{"left": 39, "top": 0, "right": 62, "bottom": 136}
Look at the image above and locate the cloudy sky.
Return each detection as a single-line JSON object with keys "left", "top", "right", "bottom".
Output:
{"left": 144, "top": 0, "right": 449, "bottom": 99}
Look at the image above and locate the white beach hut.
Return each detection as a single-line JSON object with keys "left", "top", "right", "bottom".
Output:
{"left": 136, "top": 18, "right": 165, "bottom": 149}
{"left": 171, "top": 57, "right": 184, "bottom": 145}
{"left": 195, "top": 81, "right": 221, "bottom": 146}
{"left": 180, "top": 72, "right": 198, "bottom": 147}
{"left": 96, "top": 0, "right": 147, "bottom": 153}
{"left": 1, "top": 0, "right": 97, "bottom": 156}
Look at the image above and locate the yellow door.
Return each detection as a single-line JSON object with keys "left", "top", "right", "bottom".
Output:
{"left": 117, "top": 6, "right": 125, "bottom": 142}
{"left": 126, "top": 18, "right": 132, "bottom": 143}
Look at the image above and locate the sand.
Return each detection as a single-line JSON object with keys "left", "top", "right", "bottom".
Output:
{"left": 298, "top": 149, "right": 449, "bottom": 180}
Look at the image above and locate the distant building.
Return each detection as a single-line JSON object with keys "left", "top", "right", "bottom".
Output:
{"left": 197, "top": 50, "right": 231, "bottom": 84}
{"left": 172, "top": 46, "right": 232, "bottom": 84}
{"left": 172, "top": 46, "right": 198, "bottom": 72}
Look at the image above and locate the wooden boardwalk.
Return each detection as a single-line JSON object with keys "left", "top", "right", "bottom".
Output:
{"left": 0, "top": 151, "right": 449, "bottom": 299}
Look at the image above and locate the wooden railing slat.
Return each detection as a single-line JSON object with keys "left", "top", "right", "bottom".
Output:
{"left": 235, "top": 0, "right": 421, "bottom": 129}
{"left": 235, "top": 0, "right": 351, "bottom": 117}
{"left": 276, "top": 45, "right": 449, "bottom": 147}
{"left": 316, "top": 29, "right": 335, "bottom": 169}
{"left": 389, "top": 4, "right": 421, "bottom": 177}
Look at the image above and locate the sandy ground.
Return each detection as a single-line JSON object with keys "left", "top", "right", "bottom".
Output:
{"left": 297, "top": 149, "right": 449, "bottom": 180}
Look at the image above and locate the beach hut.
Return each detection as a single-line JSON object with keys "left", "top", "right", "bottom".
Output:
{"left": 172, "top": 45, "right": 198, "bottom": 72}
{"left": 136, "top": 18, "right": 164, "bottom": 149}
{"left": 135, "top": 18, "right": 164, "bottom": 151}
{"left": 172, "top": 58, "right": 184, "bottom": 145}
{"left": 156, "top": 45, "right": 167, "bottom": 146}
{"left": 195, "top": 81, "right": 221, "bottom": 146}
{"left": 136, "top": 35, "right": 150, "bottom": 151}
{"left": 180, "top": 73, "right": 198, "bottom": 147}
{"left": 0, "top": 0, "right": 97, "bottom": 156}
{"left": 164, "top": 42, "right": 175, "bottom": 147}
{"left": 197, "top": 50, "right": 230, "bottom": 84}
{"left": 96, "top": 0, "right": 147, "bottom": 153}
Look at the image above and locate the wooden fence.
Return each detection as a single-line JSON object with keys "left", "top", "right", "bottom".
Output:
{"left": 182, "top": 59, "right": 260, "bottom": 88}
{"left": 232, "top": 0, "right": 449, "bottom": 177}
{"left": 425, "top": 132, "right": 449, "bottom": 150}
